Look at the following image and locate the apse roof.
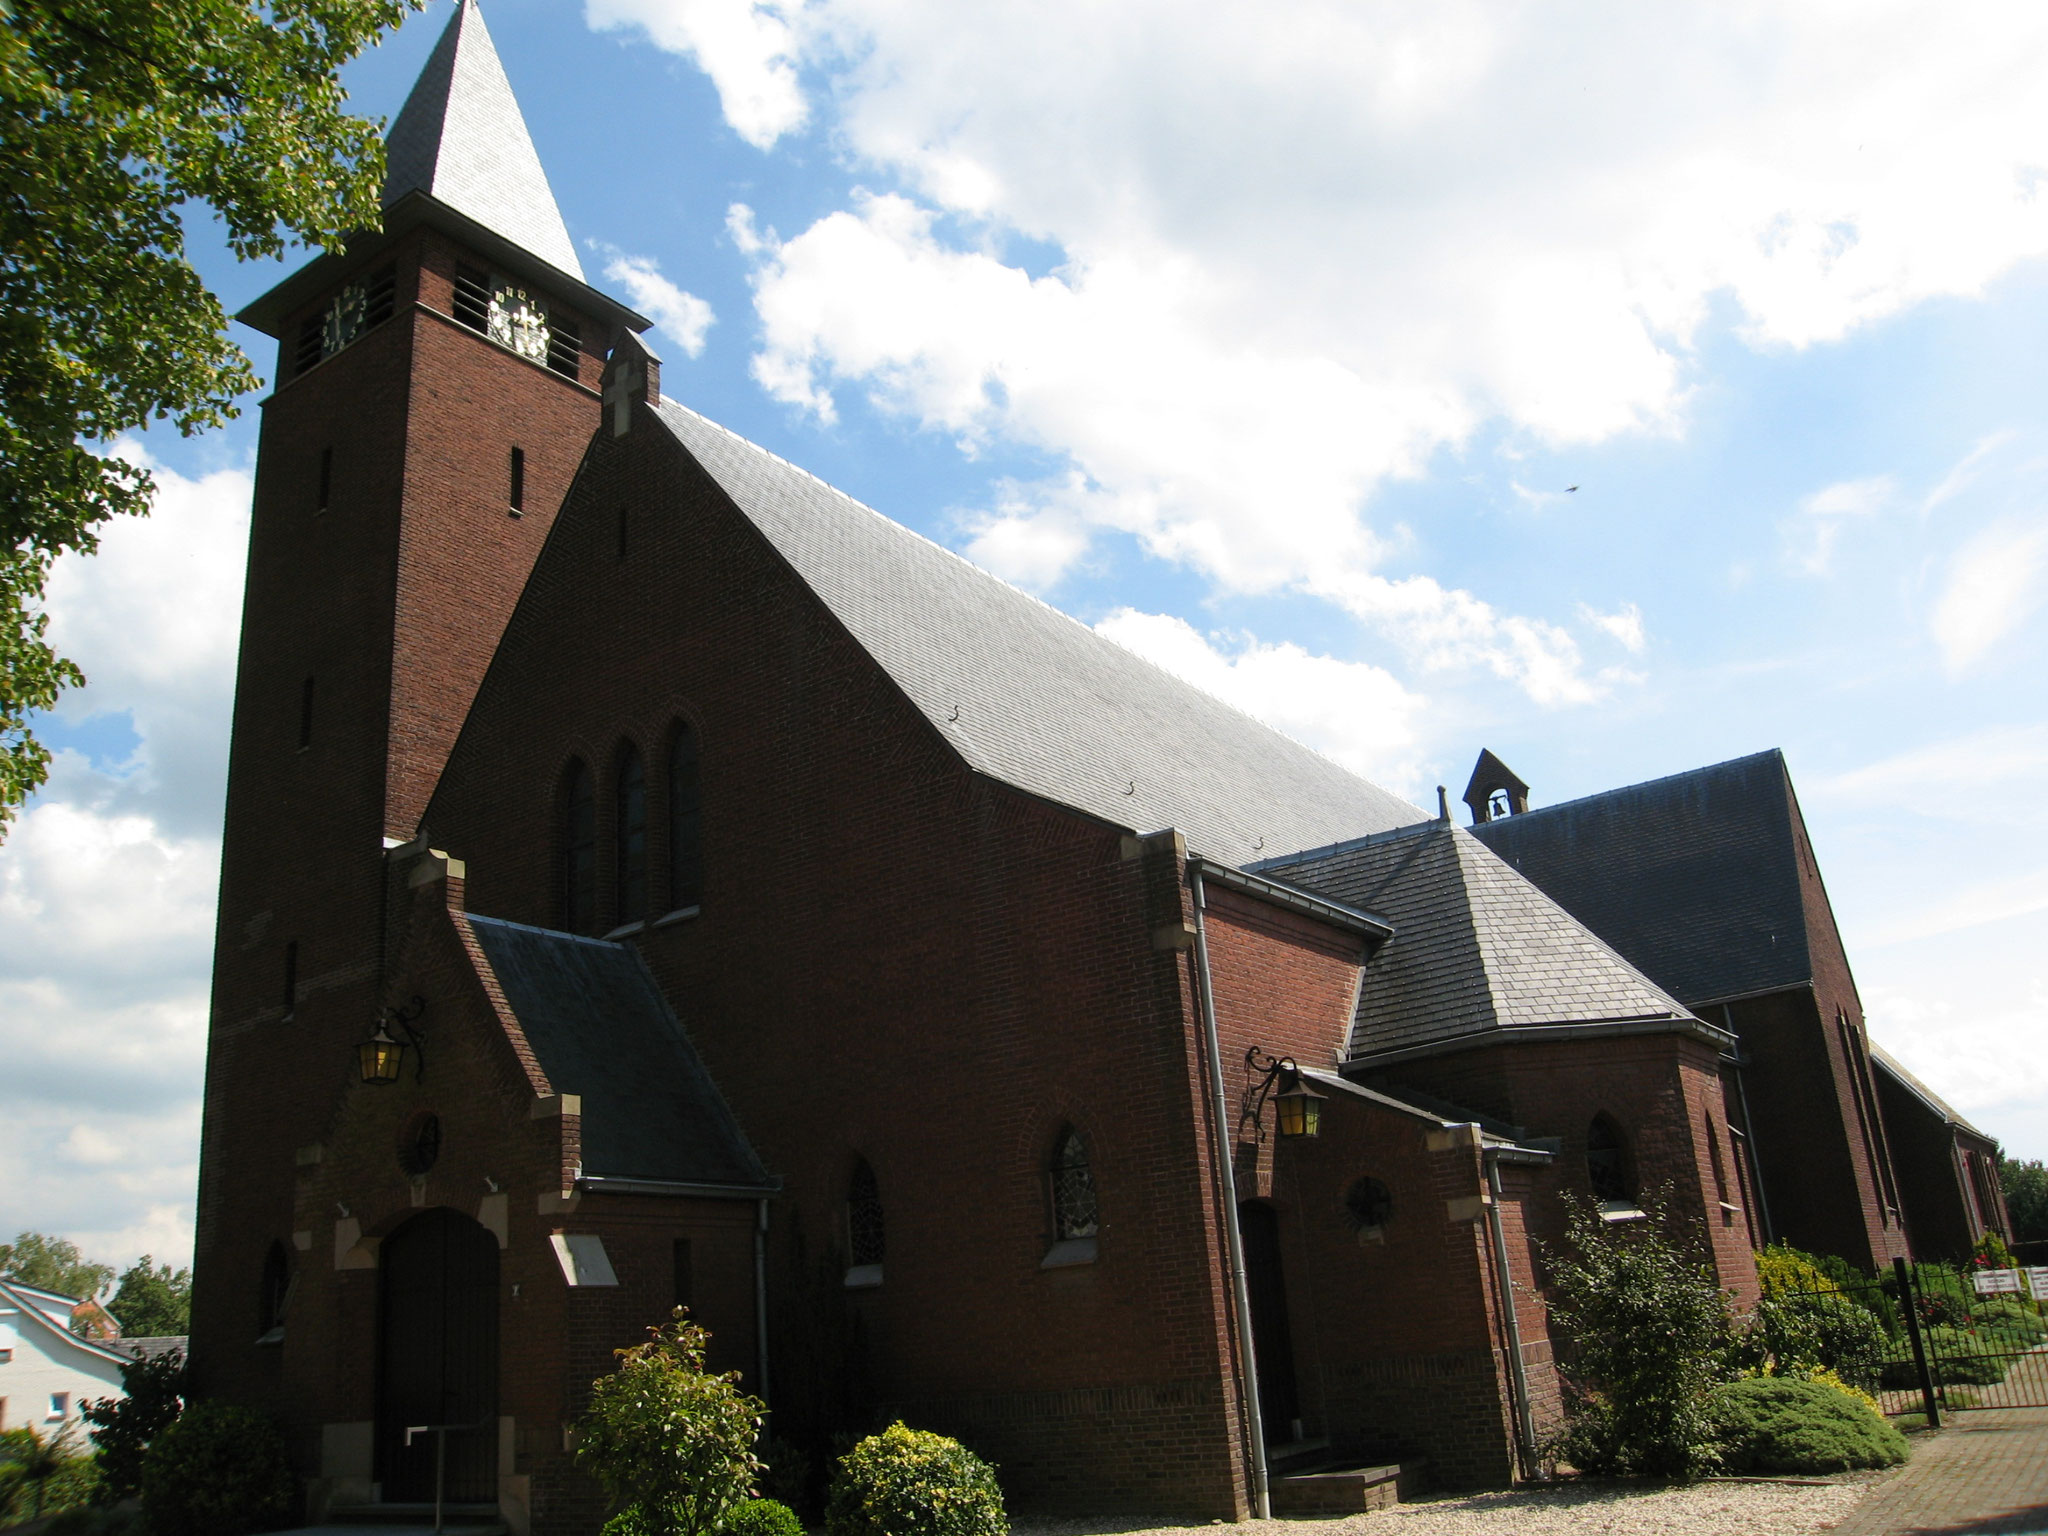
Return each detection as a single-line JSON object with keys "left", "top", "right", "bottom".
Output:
{"left": 382, "top": 0, "right": 583, "bottom": 278}
{"left": 466, "top": 916, "right": 773, "bottom": 1191}
{"left": 1468, "top": 750, "right": 1812, "bottom": 1006}
{"left": 1259, "top": 821, "right": 1709, "bottom": 1063}
{"left": 651, "top": 399, "right": 1427, "bottom": 867}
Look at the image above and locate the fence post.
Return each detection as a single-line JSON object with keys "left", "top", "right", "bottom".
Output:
{"left": 1894, "top": 1257, "right": 1940, "bottom": 1429}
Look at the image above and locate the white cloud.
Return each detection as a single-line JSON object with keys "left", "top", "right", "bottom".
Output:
{"left": 1093, "top": 609, "right": 1427, "bottom": 791}
{"left": 1930, "top": 519, "right": 2048, "bottom": 673}
{"left": 1865, "top": 974, "right": 2048, "bottom": 1162}
{"left": 584, "top": 0, "right": 804, "bottom": 148}
{"left": 1788, "top": 474, "right": 1896, "bottom": 575}
{"left": 637, "top": 1, "right": 2048, "bottom": 701}
{"left": 1818, "top": 723, "right": 2048, "bottom": 828}
{"left": 0, "top": 440, "right": 249, "bottom": 1270}
{"left": 596, "top": 246, "right": 717, "bottom": 358}
{"left": 1578, "top": 601, "right": 1646, "bottom": 654}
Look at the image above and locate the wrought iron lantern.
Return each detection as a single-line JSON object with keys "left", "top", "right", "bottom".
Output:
{"left": 1241, "top": 1046, "right": 1328, "bottom": 1140}
{"left": 357, "top": 996, "right": 427, "bottom": 1085}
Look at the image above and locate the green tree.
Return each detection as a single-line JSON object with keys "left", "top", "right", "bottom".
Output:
{"left": 82, "top": 1345, "right": 186, "bottom": 1503}
{"left": 2003, "top": 1158, "right": 2048, "bottom": 1244}
{"left": 1541, "top": 1193, "right": 1735, "bottom": 1480}
{"left": 0, "top": 1230, "right": 114, "bottom": 1300}
{"left": 0, "top": 0, "right": 421, "bottom": 834}
{"left": 109, "top": 1254, "right": 192, "bottom": 1337}
{"left": 577, "top": 1309, "right": 765, "bottom": 1536}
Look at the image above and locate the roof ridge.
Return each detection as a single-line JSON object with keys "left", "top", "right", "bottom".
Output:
{"left": 466, "top": 911, "right": 625, "bottom": 949}
{"left": 1251, "top": 817, "right": 1442, "bottom": 872}
{"left": 1480, "top": 748, "right": 1786, "bottom": 826}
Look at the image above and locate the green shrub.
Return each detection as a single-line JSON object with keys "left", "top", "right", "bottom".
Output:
{"left": 82, "top": 1346, "right": 186, "bottom": 1504}
{"left": 1712, "top": 1376, "right": 1907, "bottom": 1474}
{"left": 1878, "top": 1328, "right": 2011, "bottom": 1389}
{"left": 757, "top": 1437, "right": 814, "bottom": 1519}
{"left": 1540, "top": 1196, "right": 1733, "bottom": 1480}
{"left": 139, "top": 1400, "right": 296, "bottom": 1536}
{"left": 578, "top": 1310, "right": 765, "bottom": 1536}
{"left": 0, "top": 1424, "right": 99, "bottom": 1525}
{"left": 824, "top": 1424, "right": 1006, "bottom": 1536}
{"left": 723, "top": 1498, "right": 805, "bottom": 1536}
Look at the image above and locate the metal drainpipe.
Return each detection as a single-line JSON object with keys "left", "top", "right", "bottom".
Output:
{"left": 1725, "top": 1005, "right": 1774, "bottom": 1245}
{"left": 1189, "top": 863, "right": 1271, "bottom": 1519}
{"left": 1482, "top": 1148, "right": 1538, "bottom": 1476}
{"left": 755, "top": 1198, "right": 771, "bottom": 1411}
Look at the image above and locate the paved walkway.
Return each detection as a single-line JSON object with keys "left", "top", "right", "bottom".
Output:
{"left": 1830, "top": 1407, "right": 2048, "bottom": 1536}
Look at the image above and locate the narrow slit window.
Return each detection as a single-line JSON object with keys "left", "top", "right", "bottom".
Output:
{"left": 509, "top": 447, "right": 525, "bottom": 513}
{"left": 562, "top": 759, "right": 597, "bottom": 934}
{"left": 617, "top": 503, "right": 629, "bottom": 560}
{"left": 282, "top": 941, "right": 298, "bottom": 1014}
{"left": 849, "top": 1159, "right": 885, "bottom": 1266}
{"left": 672, "top": 1238, "right": 694, "bottom": 1312}
{"left": 298, "top": 677, "right": 315, "bottom": 750}
{"left": 317, "top": 447, "right": 332, "bottom": 512}
{"left": 1587, "top": 1114, "right": 1634, "bottom": 1203}
{"left": 616, "top": 745, "right": 647, "bottom": 925}
{"left": 668, "top": 723, "right": 703, "bottom": 910}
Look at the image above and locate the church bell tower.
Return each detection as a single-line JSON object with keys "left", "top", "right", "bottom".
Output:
{"left": 190, "top": 0, "right": 647, "bottom": 1415}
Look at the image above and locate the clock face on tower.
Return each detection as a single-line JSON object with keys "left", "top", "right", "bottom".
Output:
{"left": 488, "top": 284, "right": 551, "bottom": 364}
{"left": 321, "top": 280, "right": 369, "bottom": 358}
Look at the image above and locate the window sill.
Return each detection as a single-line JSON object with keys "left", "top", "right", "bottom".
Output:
{"left": 1599, "top": 1202, "right": 1648, "bottom": 1223}
{"left": 843, "top": 1264, "right": 883, "bottom": 1290}
{"left": 254, "top": 1326, "right": 285, "bottom": 1347}
{"left": 602, "top": 919, "right": 647, "bottom": 940}
{"left": 1040, "top": 1237, "right": 1098, "bottom": 1269}
{"left": 651, "top": 905, "right": 702, "bottom": 930}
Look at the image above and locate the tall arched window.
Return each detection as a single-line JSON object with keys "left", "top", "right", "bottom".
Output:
{"left": 616, "top": 744, "right": 647, "bottom": 925}
{"left": 1050, "top": 1128, "right": 1099, "bottom": 1240}
{"left": 848, "top": 1159, "right": 885, "bottom": 1267}
{"left": 562, "top": 758, "right": 596, "bottom": 934}
{"left": 1587, "top": 1114, "right": 1634, "bottom": 1203}
{"left": 667, "top": 722, "right": 703, "bottom": 911}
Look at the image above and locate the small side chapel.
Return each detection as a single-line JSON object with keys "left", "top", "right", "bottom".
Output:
{"left": 187, "top": 7, "right": 1918, "bottom": 1534}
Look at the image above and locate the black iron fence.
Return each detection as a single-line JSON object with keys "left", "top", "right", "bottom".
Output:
{"left": 1769, "top": 1258, "right": 2048, "bottom": 1425}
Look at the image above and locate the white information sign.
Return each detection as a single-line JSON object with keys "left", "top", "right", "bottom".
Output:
{"left": 2027, "top": 1267, "right": 2048, "bottom": 1302}
{"left": 1973, "top": 1268, "right": 2022, "bottom": 1295}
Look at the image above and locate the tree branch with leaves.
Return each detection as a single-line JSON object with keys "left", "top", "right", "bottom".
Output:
{"left": 0, "top": 0, "right": 422, "bottom": 832}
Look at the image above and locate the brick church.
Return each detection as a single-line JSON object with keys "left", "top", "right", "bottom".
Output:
{"left": 187, "top": 5, "right": 2005, "bottom": 1531}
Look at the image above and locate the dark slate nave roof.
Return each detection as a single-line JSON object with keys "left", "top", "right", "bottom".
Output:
{"left": 1468, "top": 749, "right": 1812, "bottom": 1006}
{"left": 652, "top": 399, "right": 1427, "bottom": 868}
{"left": 467, "top": 916, "right": 772, "bottom": 1190}
{"left": 1261, "top": 821, "right": 1702, "bottom": 1062}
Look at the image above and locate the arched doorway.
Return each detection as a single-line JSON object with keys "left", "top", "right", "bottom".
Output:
{"left": 1238, "top": 1200, "right": 1300, "bottom": 1441}
{"left": 376, "top": 1209, "right": 500, "bottom": 1503}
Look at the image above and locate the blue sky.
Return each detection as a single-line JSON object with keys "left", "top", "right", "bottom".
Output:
{"left": 5, "top": 0, "right": 2046, "bottom": 1270}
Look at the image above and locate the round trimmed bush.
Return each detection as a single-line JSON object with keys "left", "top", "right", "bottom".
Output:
{"left": 140, "top": 1400, "right": 296, "bottom": 1536}
{"left": 724, "top": 1498, "right": 805, "bottom": 1536}
{"left": 1711, "top": 1376, "right": 1908, "bottom": 1474}
{"left": 825, "top": 1424, "right": 1005, "bottom": 1536}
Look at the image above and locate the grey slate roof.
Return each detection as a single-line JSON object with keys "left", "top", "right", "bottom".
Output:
{"left": 652, "top": 400, "right": 1426, "bottom": 865}
{"left": 1468, "top": 750, "right": 1812, "bottom": 1006}
{"left": 467, "top": 916, "right": 772, "bottom": 1189}
{"left": 1261, "top": 821, "right": 1699, "bottom": 1061}
{"left": 383, "top": 1, "right": 584, "bottom": 279}
{"left": 1870, "top": 1041, "right": 1990, "bottom": 1139}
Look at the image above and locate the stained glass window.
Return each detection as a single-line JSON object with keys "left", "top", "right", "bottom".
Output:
{"left": 1587, "top": 1114, "right": 1633, "bottom": 1203}
{"left": 616, "top": 746, "right": 647, "bottom": 925}
{"left": 1051, "top": 1129, "right": 1099, "bottom": 1240}
{"left": 563, "top": 759, "right": 596, "bottom": 933}
{"left": 848, "top": 1159, "right": 885, "bottom": 1266}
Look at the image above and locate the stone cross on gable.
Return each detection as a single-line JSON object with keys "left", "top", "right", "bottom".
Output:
{"left": 601, "top": 331, "right": 662, "bottom": 438}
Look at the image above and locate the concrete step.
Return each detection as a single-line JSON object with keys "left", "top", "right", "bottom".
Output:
{"left": 1270, "top": 1461, "right": 1419, "bottom": 1517}
{"left": 313, "top": 1504, "right": 508, "bottom": 1533}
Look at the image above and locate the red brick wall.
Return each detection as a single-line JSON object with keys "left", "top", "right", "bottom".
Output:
{"left": 416, "top": 407, "right": 1256, "bottom": 1520}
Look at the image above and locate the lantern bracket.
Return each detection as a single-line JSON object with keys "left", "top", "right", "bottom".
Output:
{"left": 1239, "top": 1046, "right": 1325, "bottom": 1141}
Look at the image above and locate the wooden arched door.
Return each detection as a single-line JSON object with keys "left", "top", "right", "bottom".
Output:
{"left": 376, "top": 1208, "right": 499, "bottom": 1503}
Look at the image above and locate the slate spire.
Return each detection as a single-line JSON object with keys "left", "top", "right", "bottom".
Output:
{"left": 382, "top": 0, "right": 584, "bottom": 279}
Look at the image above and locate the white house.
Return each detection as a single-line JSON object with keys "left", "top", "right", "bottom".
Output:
{"left": 0, "top": 1279, "right": 128, "bottom": 1435}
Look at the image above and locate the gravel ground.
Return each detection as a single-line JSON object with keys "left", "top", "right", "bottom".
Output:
{"left": 1012, "top": 1476, "right": 1879, "bottom": 1536}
